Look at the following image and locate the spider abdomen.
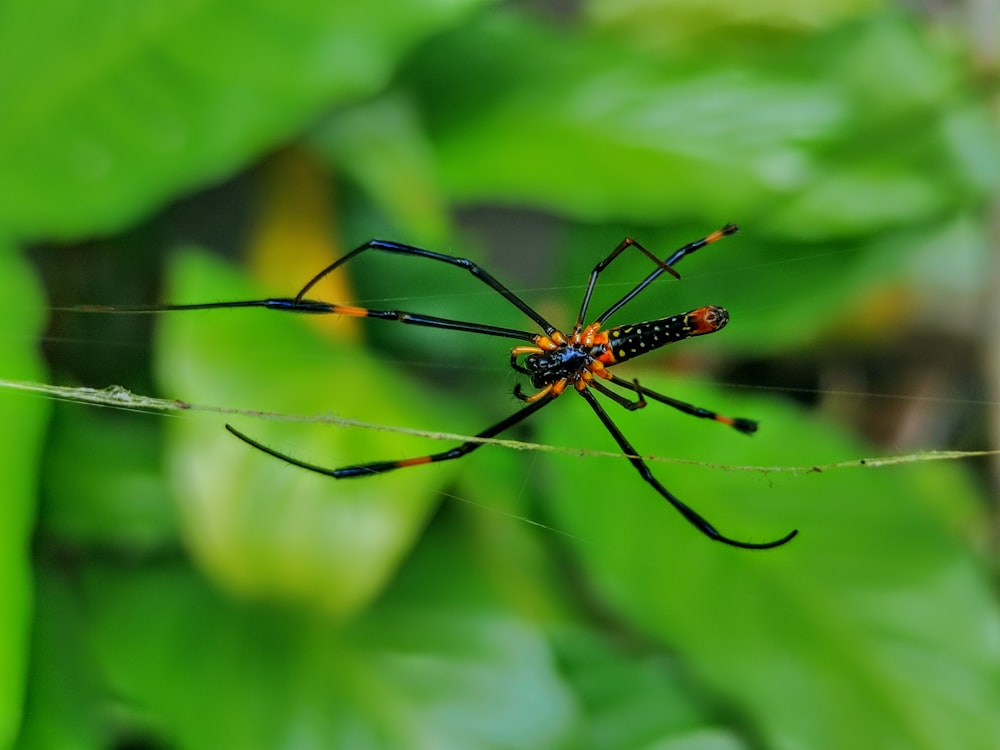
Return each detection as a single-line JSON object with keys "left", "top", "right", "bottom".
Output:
{"left": 605, "top": 305, "right": 729, "bottom": 364}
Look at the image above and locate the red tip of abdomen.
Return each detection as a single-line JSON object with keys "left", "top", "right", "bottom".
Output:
{"left": 687, "top": 305, "right": 729, "bottom": 334}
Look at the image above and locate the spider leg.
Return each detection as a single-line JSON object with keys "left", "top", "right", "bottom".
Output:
{"left": 88, "top": 238, "right": 564, "bottom": 343}
{"left": 573, "top": 237, "right": 681, "bottom": 335}
{"left": 294, "top": 239, "right": 558, "bottom": 336}
{"left": 81, "top": 297, "right": 542, "bottom": 342}
{"left": 576, "top": 386, "right": 796, "bottom": 549}
{"left": 224, "top": 395, "right": 554, "bottom": 479}
{"left": 592, "top": 224, "right": 739, "bottom": 327}
{"left": 589, "top": 377, "right": 646, "bottom": 411}
{"left": 605, "top": 373, "right": 757, "bottom": 434}
{"left": 262, "top": 298, "right": 541, "bottom": 342}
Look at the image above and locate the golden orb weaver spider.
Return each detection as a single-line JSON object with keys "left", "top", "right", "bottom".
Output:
{"left": 86, "top": 224, "right": 797, "bottom": 549}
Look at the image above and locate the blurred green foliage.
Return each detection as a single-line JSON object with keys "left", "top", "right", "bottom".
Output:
{"left": 3, "top": 1, "right": 999, "bottom": 749}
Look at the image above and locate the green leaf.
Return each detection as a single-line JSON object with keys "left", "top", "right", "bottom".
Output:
{"left": 585, "top": 0, "right": 880, "bottom": 38}
{"left": 41, "top": 404, "right": 178, "bottom": 549}
{"left": 310, "top": 95, "right": 452, "bottom": 243}
{"left": 415, "top": 12, "right": 992, "bottom": 230}
{"left": 14, "top": 573, "right": 105, "bottom": 750}
{"left": 0, "top": 246, "right": 50, "bottom": 748}
{"left": 0, "top": 0, "right": 486, "bottom": 238}
{"left": 409, "top": 13, "right": 852, "bottom": 221}
{"left": 764, "top": 168, "right": 946, "bottom": 239}
{"left": 81, "top": 528, "right": 576, "bottom": 749}
{"left": 555, "top": 626, "right": 749, "bottom": 750}
{"left": 539, "top": 378, "right": 1000, "bottom": 749}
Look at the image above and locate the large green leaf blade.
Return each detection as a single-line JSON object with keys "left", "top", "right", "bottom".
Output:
{"left": 80, "top": 529, "right": 576, "bottom": 749}
{"left": 0, "top": 247, "right": 50, "bottom": 748}
{"left": 414, "top": 13, "right": 989, "bottom": 226}
{"left": 0, "top": 0, "right": 485, "bottom": 238}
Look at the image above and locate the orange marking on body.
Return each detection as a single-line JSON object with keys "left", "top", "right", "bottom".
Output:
{"left": 592, "top": 331, "right": 617, "bottom": 365}
{"left": 333, "top": 304, "right": 373, "bottom": 318}
{"left": 551, "top": 380, "right": 568, "bottom": 397}
{"left": 588, "top": 360, "right": 612, "bottom": 380}
{"left": 397, "top": 456, "right": 434, "bottom": 467}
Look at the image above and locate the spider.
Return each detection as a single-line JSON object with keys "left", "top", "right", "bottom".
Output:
{"left": 88, "top": 224, "right": 797, "bottom": 549}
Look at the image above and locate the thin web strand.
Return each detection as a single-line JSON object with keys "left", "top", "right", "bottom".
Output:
{"left": 3, "top": 378, "right": 996, "bottom": 476}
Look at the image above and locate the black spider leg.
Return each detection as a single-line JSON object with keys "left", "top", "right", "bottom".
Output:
{"left": 267, "top": 298, "right": 542, "bottom": 342}
{"left": 294, "top": 239, "right": 559, "bottom": 337}
{"left": 589, "top": 378, "right": 646, "bottom": 411}
{"left": 576, "top": 386, "right": 797, "bottom": 549}
{"left": 590, "top": 224, "right": 739, "bottom": 328}
{"left": 604, "top": 373, "right": 758, "bottom": 434}
{"left": 224, "top": 395, "right": 553, "bottom": 478}
{"left": 77, "top": 297, "right": 541, "bottom": 343}
{"left": 81, "top": 239, "right": 556, "bottom": 342}
{"left": 572, "top": 237, "right": 682, "bottom": 335}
